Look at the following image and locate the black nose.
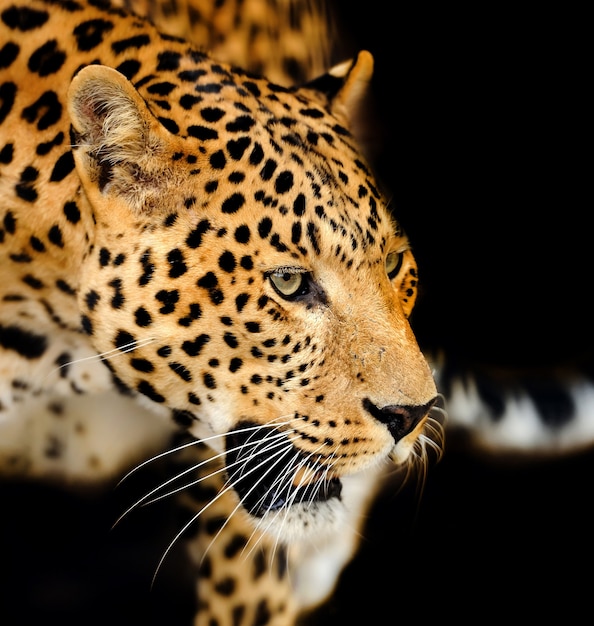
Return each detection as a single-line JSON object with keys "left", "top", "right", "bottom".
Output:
{"left": 362, "top": 397, "right": 436, "bottom": 443}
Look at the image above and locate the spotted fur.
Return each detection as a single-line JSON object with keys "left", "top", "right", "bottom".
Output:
{"left": 0, "top": 1, "right": 443, "bottom": 623}
{"left": 110, "top": 0, "right": 332, "bottom": 85}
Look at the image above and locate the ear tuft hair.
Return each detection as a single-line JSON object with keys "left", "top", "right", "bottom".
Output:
{"left": 68, "top": 65, "right": 161, "bottom": 167}
{"left": 67, "top": 65, "right": 174, "bottom": 213}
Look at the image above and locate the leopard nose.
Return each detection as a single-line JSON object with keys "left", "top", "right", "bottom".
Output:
{"left": 362, "top": 397, "right": 437, "bottom": 443}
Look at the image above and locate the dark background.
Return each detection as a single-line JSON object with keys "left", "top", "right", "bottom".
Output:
{"left": 1, "top": 2, "right": 592, "bottom": 624}
{"left": 329, "top": 2, "right": 591, "bottom": 369}
{"left": 2, "top": 447, "right": 594, "bottom": 624}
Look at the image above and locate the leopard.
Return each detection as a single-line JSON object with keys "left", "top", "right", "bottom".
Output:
{"left": 0, "top": 0, "right": 444, "bottom": 624}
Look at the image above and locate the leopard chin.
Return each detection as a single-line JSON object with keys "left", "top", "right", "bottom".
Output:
{"left": 224, "top": 421, "right": 386, "bottom": 542}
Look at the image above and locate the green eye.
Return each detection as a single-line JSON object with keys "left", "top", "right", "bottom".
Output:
{"left": 386, "top": 251, "right": 404, "bottom": 280}
{"left": 269, "top": 271, "right": 308, "bottom": 299}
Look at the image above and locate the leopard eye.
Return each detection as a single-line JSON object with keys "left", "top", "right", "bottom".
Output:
{"left": 268, "top": 271, "right": 309, "bottom": 299}
{"left": 386, "top": 251, "right": 404, "bottom": 280}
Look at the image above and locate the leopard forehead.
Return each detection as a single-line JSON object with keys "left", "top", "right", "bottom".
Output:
{"left": 85, "top": 59, "right": 395, "bottom": 263}
{"left": 115, "top": 85, "right": 398, "bottom": 267}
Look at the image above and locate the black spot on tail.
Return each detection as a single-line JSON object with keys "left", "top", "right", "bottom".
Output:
{"left": 0, "top": 323, "right": 47, "bottom": 358}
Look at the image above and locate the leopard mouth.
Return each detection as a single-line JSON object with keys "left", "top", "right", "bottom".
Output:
{"left": 225, "top": 421, "right": 342, "bottom": 518}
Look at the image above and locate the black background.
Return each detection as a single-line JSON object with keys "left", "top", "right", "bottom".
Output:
{"left": 2, "top": 447, "right": 594, "bottom": 624}
{"left": 329, "top": 2, "right": 591, "bottom": 369}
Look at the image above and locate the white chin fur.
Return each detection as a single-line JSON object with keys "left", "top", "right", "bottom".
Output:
{"left": 259, "top": 463, "right": 389, "bottom": 611}
{"left": 254, "top": 495, "right": 347, "bottom": 544}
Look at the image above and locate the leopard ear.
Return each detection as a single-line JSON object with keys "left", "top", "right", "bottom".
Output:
{"left": 302, "top": 50, "right": 374, "bottom": 120}
{"left": 327, "top": 50, "right": 374, "bottom": 126}
{"left": 67, "top": 65, "right": 172, "bottom": 213}
{"left": 303, "top": 51, "right": 376, "bottom": 160}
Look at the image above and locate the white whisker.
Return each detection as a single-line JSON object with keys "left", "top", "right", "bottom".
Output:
{"left": 245, "top": 443, "right": 303, "bottom": 554}
{"left": 142, "top": 432, "right": 292, "bottom": 508}
{"left": 117, "top": 437, "right": 202, "bottom": 487}
{"left": 151, "top": 477, "right": 242, "bottom": 588}
{"left": 44, "top": 337, "right": 157, "bottom": 382}
{"left": 198, "top": 435, "right": 297, "bottom": 565}
{"left": 246, "top": 441, "right": 329, "bottom": 559}
{"left": 115, "top": 428, "right": 294, "bottom": 527}
{"left": 118, "top": 419, "right": 296, "bottom": 484}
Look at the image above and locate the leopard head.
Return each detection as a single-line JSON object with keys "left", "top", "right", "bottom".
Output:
{"left": 68, "top": 49, "right": 440, "bottom": 540}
